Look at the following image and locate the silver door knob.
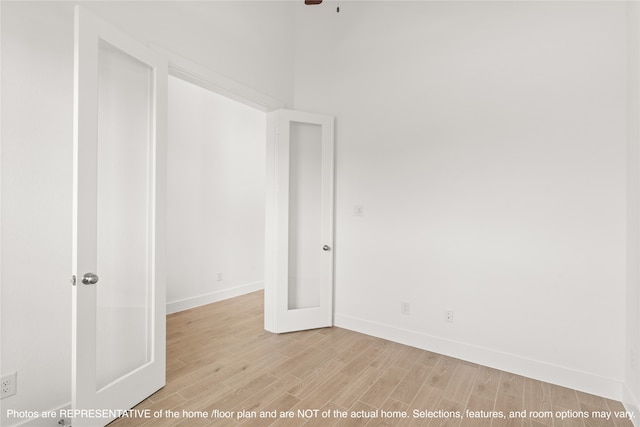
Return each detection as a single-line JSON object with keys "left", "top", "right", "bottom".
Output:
{"left": 81, "top": 273, "right": 99, "bottom": 285}
{"left": 323, "top": 245, "right": 331, "bottom": 251}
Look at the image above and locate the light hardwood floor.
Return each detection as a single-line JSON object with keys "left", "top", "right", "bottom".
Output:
{"left": 111, "top": 291, "right": 633, "bottom": 427}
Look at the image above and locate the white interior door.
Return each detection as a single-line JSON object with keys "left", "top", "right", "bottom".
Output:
{"left": 265, "top": 109, "right": 334, "bottom": 333}
{"left": 72, "top": 6, "right": 167, "bottom": 426}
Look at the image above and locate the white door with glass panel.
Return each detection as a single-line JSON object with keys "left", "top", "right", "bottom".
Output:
{"left": 72, "top": 6, "right": 167, "bottom": 426}
{"left": 264, "top": 110, "right": 334, "bottom": 333}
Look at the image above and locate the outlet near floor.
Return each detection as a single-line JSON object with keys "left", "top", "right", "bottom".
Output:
{"left": 1, "top": 372, "right": 17, "bottom": 399}
{"left": 401, "top": 302, "right": 410, "bottom": 315}
{"left": 445, "top": 310, "right": 454, "bottom": 323}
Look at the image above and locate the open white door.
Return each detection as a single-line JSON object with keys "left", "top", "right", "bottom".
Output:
{"left": 265, "top": 109, "right": 334, "bottom": 333}
{"left": 72, "top": 6, "right": 167, "bottom": 426}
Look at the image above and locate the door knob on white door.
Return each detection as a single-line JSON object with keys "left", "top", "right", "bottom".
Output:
{"left": 323, "top": 245, "right": 331, "bottom": 251}
{"left": 81, "top": 273, "right": 99, "bottom": 285}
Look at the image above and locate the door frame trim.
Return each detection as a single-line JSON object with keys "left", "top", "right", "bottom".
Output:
{"left": 150, "top": 44, "right": 287, "bottom": 113}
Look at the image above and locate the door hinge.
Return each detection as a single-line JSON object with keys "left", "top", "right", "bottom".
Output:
{"left": 70, "top": 275, "right": 76, "bottom": 286}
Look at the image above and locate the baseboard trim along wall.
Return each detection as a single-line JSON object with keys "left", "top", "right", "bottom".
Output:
{"left": 334, "top": 313, "right": 624, "bottom": 402}
{"left": 623, "top": 384, "right": 640, "bottom": 427}
{"left": 166, "top": 281, "right": 264, "bottom": 314}
{"left": 11, "top": 303, "right": 629, "bottom": 427}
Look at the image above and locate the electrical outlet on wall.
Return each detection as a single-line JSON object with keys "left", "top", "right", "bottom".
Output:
{"left": 1, "top": 372, "right": 17, "bottom": 399}
{"left": 444, "top": 310, "right": 454, "bottom": 323}
{"left": 401, "top": 302, "right": 410, "bottom": 315}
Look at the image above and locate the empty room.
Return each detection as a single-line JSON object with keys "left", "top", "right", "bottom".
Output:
{"left": 2, "top": 1, "right": 640, "bottom": 426}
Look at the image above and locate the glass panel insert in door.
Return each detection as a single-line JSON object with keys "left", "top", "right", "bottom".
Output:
{"left": 96, "top": 40, "right": 153, "bottom": 390}
{"left": 288, "top": 121, "right": 323, "bottom": 310}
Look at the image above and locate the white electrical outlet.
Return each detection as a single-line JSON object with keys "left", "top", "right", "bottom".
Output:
{"left": 217, "top": 272, "right": 223, "bottom": 282}
{"left": 353, "top": 205, "right": 364, "bottom": 217}
{"left": 445, "top": 310, "right": 454, "bottom": 323}
{"left": 1, "top": 372, "right": 17, "bottom": 399}
{"left": 401, "top": 302, "right": 410, "bottom": 315}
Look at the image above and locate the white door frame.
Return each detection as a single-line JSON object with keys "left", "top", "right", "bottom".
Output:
{"left": 157, "top": 50, "right": 336, "bottom": 334}
{"left": 157, "top": 48, "right": 336, "bottom": 335}
{"left": 154, "top": 44, "right": 286, "bottom": 113}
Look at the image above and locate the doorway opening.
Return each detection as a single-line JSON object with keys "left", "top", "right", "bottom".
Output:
{"left": 166, "top": 75, "right": 267, "bottom": 314}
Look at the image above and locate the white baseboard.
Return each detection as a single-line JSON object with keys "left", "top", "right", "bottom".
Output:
{"left": 334, "top": 312, "right": 624, "bottom": 401}
{"left": 166, "top": 281, "right": 264, "bottom": 314}
{"left": 623, "top": 383, "right": 640, "bottom": 426}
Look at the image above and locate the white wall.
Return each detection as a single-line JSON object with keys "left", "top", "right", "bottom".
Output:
{"left": 293, "top": 1, "right": 628, "bottom": 399}
{"left": 166, "top": 76, "right": 266, "bottom": 313}
{"left": 0, "top": 3, "right": 293, "bottom": 425}
{"left": 1, "top": 4, "right": 74, "bottom": 426}
{"left": 626, "top": 1, "right": 640, "bottom": 418}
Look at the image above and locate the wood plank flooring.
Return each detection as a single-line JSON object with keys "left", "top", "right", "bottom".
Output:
{"left": 111, "top": 291, "right": 633, "bottom": 427}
